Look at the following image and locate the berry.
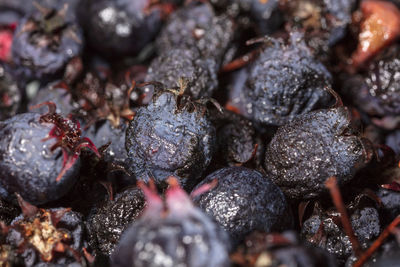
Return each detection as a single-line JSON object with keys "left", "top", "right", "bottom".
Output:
{"left": 233, "top": 34, "right": 332, "bottom": 126}
{"left": 192, "top": 166, "right": 293, "bottom": 245}
{"left": 156, "top": 1, "right": 234, "bottom": 63}
{"left": 343, "top": 45, "right": 400, "bottom": 120}
{"left": 281, "top": 0, "right": 355, "bottom": 61}
{"left": 111, "top": 178, "right": 230, "bottom": 267}
{"left": 0, "top": 112, "right": 80, "bottom": 205}
{"left": 146, "top": 47, "right": 218, "bottom": 99}
{"left": 301, "top": 195, "right": 381, "bottom": 262}
{"left": 86, "top": 187, "right": 145, "bottom": 256}
{"left": 3, "top": 196, "right": 85, "bottom": 266}
{"left": 232, "top": 231, "right": 337, "bottom": 267}
{"left": 125, "top": 90, "right": 216, "bottom": 190}
{"left": 264, "top": 107, "right": 373, "bottom": 200}
{"left": 11, "top": 3, "right": 83, "bottom": 82}
{"left": 210, "top": 109, "right": 263, "bottom": 167}
{"left": 80, "top": 0, "right": 175, "bottom": 59}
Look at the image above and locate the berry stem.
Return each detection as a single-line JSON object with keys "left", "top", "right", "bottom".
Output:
{"left": 325, "top": 176, "right": 363, "bottom": 257}
{"left": 353, "top": 216, "right": 400, "bottom": 267}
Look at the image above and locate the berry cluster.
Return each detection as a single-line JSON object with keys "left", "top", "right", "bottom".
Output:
{"left": 0, "top": 0, "right": 399, "bottom": 266}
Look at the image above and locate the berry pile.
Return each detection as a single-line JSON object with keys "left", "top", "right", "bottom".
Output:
{"left": 0, "top": 0, "right": 400, "bottom": 266}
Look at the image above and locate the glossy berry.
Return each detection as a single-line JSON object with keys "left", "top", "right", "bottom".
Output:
{"left": 125, "top": 90, "right": 216, "bottom": 190}
{"left": 264, "top": 107, "right": 373, "bottom": 200}
{"left": 30, "top": 101, "right": 100, "bottom": 182}
{"left": 86, "top": 187, "right": 145, "bottom": 256}
{"left": 236, "top": 34, "right": 332, "bottom": 126}
{"left": 111, "top": 178, "right": 230, "bottom": 267}
{"left": 0, "top": 112, "right": 80, "bottom": 205}
{"left": 192, "top": 166, "right": 293, "bottom": 245}
{"left": 11, "top": 3, "right": 83, "bottom": 82}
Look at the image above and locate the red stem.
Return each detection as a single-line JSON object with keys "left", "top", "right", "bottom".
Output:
{"left": 325, "top": 177, "right": 363, "bottom": 257}
{"left": 353, "top": 216, "right": 400, "bottom": 267}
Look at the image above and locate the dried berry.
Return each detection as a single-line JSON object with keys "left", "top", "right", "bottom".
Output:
{"left": 3, "top": 198, "right": 85, "bottom": 266}
{"left": 234, "top": 34, "right": 332, "bottom": 126}
{"left": 192, "top": 166, "right": 293, "bottom": 245}
{"left": 125, "top": 90, "right": 216, "bottom": 190}
{"left": 86, "top": 187, "right": 145, "bottom": 256}
{"left": 301, "top": 195, "right": 381, "bottom": 262}
{"left": 264, "top": 107, "right": 373, "bottom": 199}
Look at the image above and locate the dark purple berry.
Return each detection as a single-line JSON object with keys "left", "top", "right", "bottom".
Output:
{"left": 0, "top": 63, "right": 21, "bottom": 121}
{"left": 11, "top": 3, "right": 83, "bottom": 82}
{"left": 125, "top": 90, "right": 216, "bottom": 190}
{"left": 111, "top": 178, "right": 230, "bottom": 267}
{"left": 234, "top": 34, "right": 332, "bottom": 126}
{"left": 301, "top": 195, "right": 381, "bottom": 262}
{"left": 86, "top": 187, "right": 145, "bottom": 256}
{"left": 264, "top": 107, "right": 373, "bottom": 200}
{"left": 0, "top": 112, "right": 80, "bottom": 205}
{"left": 80, "top": 0, "right": 175, "bottom": 58}
{"left": 192, "top": 166, "right": 293, "bottom": 245}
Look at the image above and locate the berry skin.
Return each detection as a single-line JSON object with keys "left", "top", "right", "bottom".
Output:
{"left": 264, "top": 107, "right": 373, "bottom": 200}
{"left": 146, "top": 47, "right": 218, "bottom": 99}
{"left": 0, "top": 112, "right": 80, "bottom": 205}
{"left": 125, "top": 90, "right": 216, "bottom": 190}
{"left": 236, "top": 34, "right": 332, "bottom": 126}
{"left": 86, "top": 187, "right": 145, "bottom": 256}
{"left": 192, "top": 166, "right": 293, "bottom": 245}
{"left": 111, "top": 178, "right": 230, "bottom": 267}
{"left": 11, "top": 3, "right": 83, "bottom": 82}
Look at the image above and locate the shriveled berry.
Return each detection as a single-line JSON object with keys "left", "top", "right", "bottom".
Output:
{"left": 301, "top": 196, "right": 381, "bottom": 262}
{"left": 281, "top": 0, "right": 355, "bottom": 61}
{"left": 156, "top": 1, "right": 234, "bottom": 63}
{"left": 235, "top": 34, "right": 332, "bottom": 126}
{"left": 264, "top": 107, "right": 373, "bottom": 200}
{"left": 146, "top": 47, "right": 218, "bottom": 99}
{"left": 210, "top": 109, "right": 263, "bottom": 167}
{"left": 192, "top": 166, "right": 293, "bottom": 245}
{"left": 125, "top": 90, "right": 216, "bottom": 190}
{"left": 86, "top": 187, "right": 145, "bottom": 256}
{"left": 5, "top": 204, "right": 85, "bottom": 266}
{"left": 343, "top": 45, "right": 400, "bottom": 118}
